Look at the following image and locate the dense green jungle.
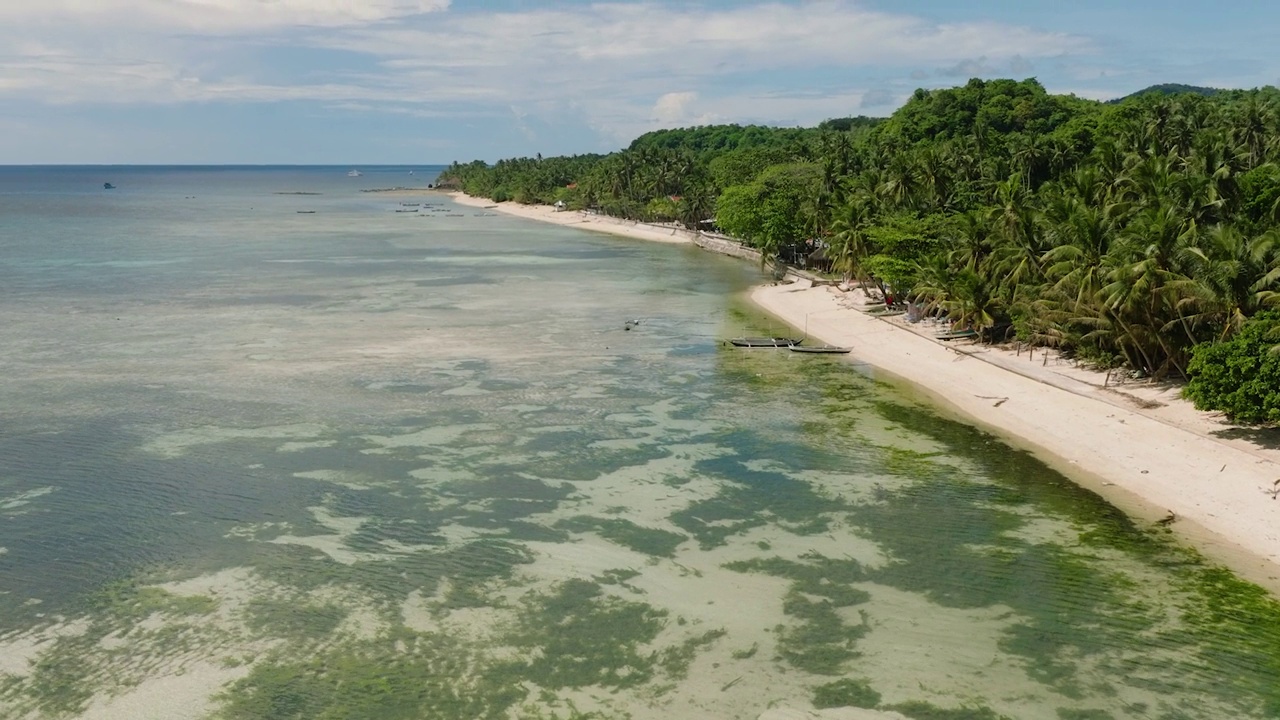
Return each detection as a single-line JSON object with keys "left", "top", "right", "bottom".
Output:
{"left": 439, "top": 79, "right": 1280, "bottom": 423}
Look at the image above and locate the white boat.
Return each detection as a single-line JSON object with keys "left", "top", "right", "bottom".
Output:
{"left": 347, "top": 170, "right": 363, "bottom": 177}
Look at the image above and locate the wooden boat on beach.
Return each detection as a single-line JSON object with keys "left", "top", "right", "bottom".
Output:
{"left": 866, "top": 305, "right": 905, "bottom": 317}
{"left": 729, "top": 337, "right": 802, "bottom": 348}
{"left": 790, "top": 345, "right": 851, "bottom": 354}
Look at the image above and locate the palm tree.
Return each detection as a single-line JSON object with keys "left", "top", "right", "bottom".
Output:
{"left": 828, "top": 198, "right": 874, "bottom": 288}
{"left": 946, "top": 210, "right": 992, "bottom": 272}
{"left": 1009, "top": 132, "right": 1052, "bottom": 190}
{"left": 1041, "top": 195, "right": 1126, "bottom": 313}
{"left": 1229, "top": 94, "right": 1274, "bottom": 168}
{"left": 878, "top": 155, "right": 921, "bottom": 212}
{"left": 1098, "top": 202, "right": 1202, "bottom": 377}
{"left": 1178, "top": 225, "right": 1280, "bottom": 340}
{"left": 986, "top": 175, "right": 1038, "bottom": 259}
{"left": 914, "top": 261, "right": 1000, "bottom": 332}
{"left": 676, "top": 184, "right": 716, "bottom": 232}
{"left": 915, "top": 146, "right": 953, "bottom": 212}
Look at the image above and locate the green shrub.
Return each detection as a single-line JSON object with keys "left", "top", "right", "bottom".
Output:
{"left": 1185, "top": 312, "right": 1280, "bottom": 424}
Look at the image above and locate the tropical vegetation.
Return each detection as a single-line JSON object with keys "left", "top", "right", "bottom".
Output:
{"left": 438, "top": 79, "right": 1280, "bottom": 418}
{"left": 1185, "top": 312, "right": 1280, "bottom": 423}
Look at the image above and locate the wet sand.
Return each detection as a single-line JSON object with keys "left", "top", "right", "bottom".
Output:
{"left": 752, "top": 280, "right": 1280, "bottom": 588}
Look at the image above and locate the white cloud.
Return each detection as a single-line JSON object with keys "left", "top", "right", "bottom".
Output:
{"left": 0, "top": 0, "right": 1094, "bottom": 149}
{"left": 332, "top": 2, "right": 1087, "bottom": 78}
{"left": 0, "top": 0, "right": 451, "bottom": 32}
{"left": 651, "top": 92, "right": 716, "bottom": 126}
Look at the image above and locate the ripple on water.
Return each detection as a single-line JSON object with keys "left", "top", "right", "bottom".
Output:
{"left": 5, "top": 186, "right": 1280, "bottom": 720}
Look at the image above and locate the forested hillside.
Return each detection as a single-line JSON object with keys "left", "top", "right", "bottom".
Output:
{"left": 438, "top": 78, "right": 1280, "bottom": 418}
{"left": 1107, "top": 84, "right": 1224, "bottom": 104}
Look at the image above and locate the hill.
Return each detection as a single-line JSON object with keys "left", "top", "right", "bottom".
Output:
{"left": 1107, "top": 83, "right": 1225, "bottom": 103}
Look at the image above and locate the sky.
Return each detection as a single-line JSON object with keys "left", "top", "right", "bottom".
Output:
{"left": 1, "top": 0, "right": 1277, "bottom": 165}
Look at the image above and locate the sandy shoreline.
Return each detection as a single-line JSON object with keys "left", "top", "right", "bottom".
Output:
{"left": 449, "top": 192, "right": 698, "bottom": 244}
{"left": 752, "top": 281, "right": 1280, "bottom": 588}
{"left": 448, "top": 191, "right": 1280, "bottom": 588}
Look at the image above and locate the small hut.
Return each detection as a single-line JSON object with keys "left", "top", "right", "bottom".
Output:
{"left": 807, "top": 246, "right": 832, "bottom": 272}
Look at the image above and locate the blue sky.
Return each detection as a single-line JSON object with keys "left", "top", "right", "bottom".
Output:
{"left": 1, "top": 0, "right": 1276, "bottom": 164}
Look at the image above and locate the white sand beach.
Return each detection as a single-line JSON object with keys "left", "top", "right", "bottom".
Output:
{"left": 454, "top": 192, "right": 1280, "bottom": 588}
{"left": 752, "top": 281, "right": 1280, "bottom": 588}
{"left": 450, "top": 192, "right": 697, "bottom": 244}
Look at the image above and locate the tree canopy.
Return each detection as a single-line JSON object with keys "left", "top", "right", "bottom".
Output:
{"left": 439, "top": 79, "right": 1280, "bottom": 398}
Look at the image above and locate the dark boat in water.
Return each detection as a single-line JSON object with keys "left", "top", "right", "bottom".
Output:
{"left": 728, "top": 337, "right": 801, "bottom": 348}
{"left": 790, "top": 345, "right": 851, "bottom": 354}
{"left": 103, "top": 182, "right": 116, "bottom": 190}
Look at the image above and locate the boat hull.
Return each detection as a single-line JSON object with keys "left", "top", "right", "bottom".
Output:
{"left": 728, "top": 337, "right": 801, "bottom": 348}
{"left": 789, "top": 345, "right": 851, "bottom": 354}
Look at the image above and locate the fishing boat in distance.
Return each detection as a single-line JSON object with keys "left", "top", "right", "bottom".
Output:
{"left": 728, "top": 337, "right": 802, "bottom": 348}
{"left": 790, "top": 345, "right": 851, "bottom": 354}
{"left": 347, "top": 169, "right": 363, "bottom": 177}
{"left": 103, "top": 182, "right": 116, "bottom": 190}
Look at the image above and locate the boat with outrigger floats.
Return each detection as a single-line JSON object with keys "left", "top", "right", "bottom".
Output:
{"left": 790, "top": 345, "right": 851, "bottom": 354}
{"left": 728, "top": 337, "right": 803, "bottom": 348}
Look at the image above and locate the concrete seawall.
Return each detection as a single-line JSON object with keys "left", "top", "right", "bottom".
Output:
{"left": 692, "top": 233, "right": 762, "bottom": 263}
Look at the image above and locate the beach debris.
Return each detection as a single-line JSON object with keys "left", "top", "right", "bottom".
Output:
{"left": 1156, "top": 511, "right": 1177, "bottom": 527}
{"left": 976, "top": 394, "right": 1009, "bottom": 407}
{"left": 1264, "top": 480, "right": 1280, "bottom": 500}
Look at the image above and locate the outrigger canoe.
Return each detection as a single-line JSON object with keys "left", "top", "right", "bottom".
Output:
{"left": 789, "top": 345, "right": 851, "bottom": 354}
{"left": 728, "top": 337, "right": 802, "bottom": 348}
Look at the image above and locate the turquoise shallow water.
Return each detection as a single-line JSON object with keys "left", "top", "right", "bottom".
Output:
{"left": 1, "top": 167, "right": 1279, "bottom": 719}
